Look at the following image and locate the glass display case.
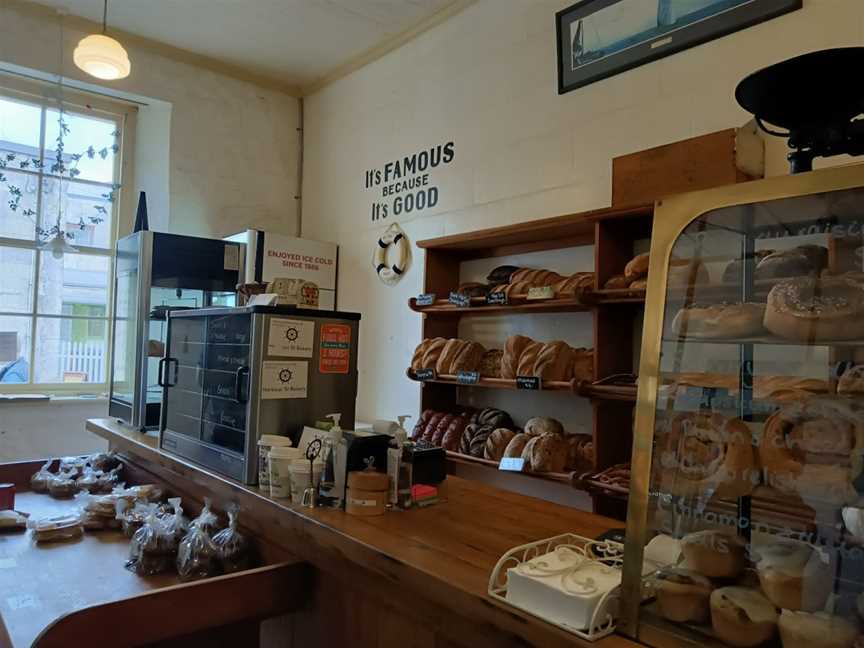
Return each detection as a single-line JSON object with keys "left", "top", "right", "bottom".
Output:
{"left": 620, "top": 164, "right": 864, "bottom": 648}
{"left": 109, "top": 231, "right": 244, "bottom": 430}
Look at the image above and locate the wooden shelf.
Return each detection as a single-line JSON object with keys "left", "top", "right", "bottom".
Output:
{"left": 408, "top": 295, "right": 591, "bottom": 316}
{"left": 585, "top": 288, "right": 646, "bottom": 304}
{"left": 577, "top": 379, "right": 638, "bottom": 402}
{"left": 407, "top": 370, "right": 579, "bottom": 392}
{"left": 446, "top": 451, "right": 579, "bottom": 485}
{"left": 663, "top": 335, "right": 864, "bottom": 347}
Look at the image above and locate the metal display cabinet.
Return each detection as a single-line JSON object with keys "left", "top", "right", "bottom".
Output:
{"left": 620, "top": 163, "right": 864, "bottom": 646}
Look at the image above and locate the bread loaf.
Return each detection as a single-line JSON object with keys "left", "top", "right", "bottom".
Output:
{"left": 672, "top": 303, "right": 766, "bottom": 339}
{"left": 722, "top": 249, "right": 773, "bottom": 284}
{"left": 523, "top": 433, "right": 568, "bottom": 473}
{"left": 778, "top": 610, "right": 857, "bottom": 648}
{"left": 420, "top": 338, "right": 447, "bottom": 370}
{"left": 436, "top": 339, "right": 467, "bottom": 375}
{"left": 469, "top": 425, "right": 495, "bottom": 458}
{"left": 460, "top": 424, "right": 479, "bottom": 455}
{"left": 710, "top": 587, "right": 777, "bottom": 648}
{"left": 456, "top": 282, "right": 488, "bottom": 298}
{"left": 451, "top": 341, "right": 485, "bottom": 373}
{"left": 624, "top": 252, "right": 650, "bottom": 281}
{"left": 502, "top": 433, "right": 529, "bottom": 459}
{"left": 524, "top": 416, "right": 564, "bottom": 437}
{"left": 604, "top": 274, "right": 630, "bottom": 289}
{"left": 755, "top": 244, "right": 827, "bottom": 280}
{"left": 533, "top": 341, "right": 574, "bottom": 382}
{"left": 421, "top": 413, "right": 446, "bottom": 443}
{"left": 476, "top": 408, "right": 513, "bottom": 430}
{"left": 441, "top": 416, "right": 467, "bottom": 451}
{"left": 486, "top": 265, "right": 520, "bottom": 285}
{"left": 629, "top": 278, "right": 647, "bottom": 289}
{"left": 479, "top": 349, "right": 503, "bottom": 378}
{"left": 411, "top": 339, "right": 432, "bottom": 371}
{"left": 765, "top": 276, "right": 864, "bottom": 341}
{"left": 484, "top": 428, "right": 516, "bottom": 462}
{"left": 839, "top": 365, "right": 864, "bottom": 394}
{"left": 502, "top": 335, "right": 533, "bottom": 379}
{"left": 516, "top": 342, "right": 543, "bottom": 377}
{"left": 430, "top": 414, "right": 454, "bottom": 446}
{"left": 571, "top": 348, "right": 594, "bottom": 382}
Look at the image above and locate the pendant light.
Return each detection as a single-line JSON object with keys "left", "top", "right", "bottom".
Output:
{"left": 73, "top": 0, "right": 130, "bottom": 80}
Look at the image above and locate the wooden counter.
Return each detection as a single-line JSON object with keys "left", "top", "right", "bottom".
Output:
{"left": 86, "top": 417, "right": 641, "bottom": 648}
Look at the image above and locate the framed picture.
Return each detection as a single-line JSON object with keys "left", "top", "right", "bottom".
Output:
{"left": 556, "top": 0, "right": 802, "bottom": 94}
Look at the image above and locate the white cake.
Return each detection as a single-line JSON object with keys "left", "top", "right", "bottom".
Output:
{"left": 505, "top": 546, "right": 621, "bottom": 631}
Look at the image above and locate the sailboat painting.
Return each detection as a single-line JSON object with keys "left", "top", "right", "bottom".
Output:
{"left": 557, "top": 0, "right": 801, "bottom": 94}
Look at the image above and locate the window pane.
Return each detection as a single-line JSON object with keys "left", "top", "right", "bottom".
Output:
{"left": 0, "top": 316, "right": 31, "bottom": 384}
{"left": 44, "top": 108, "right": 116, "bottom": 184}
{"left": 0, "top": 169, "right": 38, "bottom": 240}
{"left": 37, "top": 252, "right": 110, "bottom": 316}
{"left": 0, "top": 247, "right": 35, "bottom": 313}
{"left": 35, "top": 317, "right": 107, "bottom": 384}
{"left": 39, "top": 177, "right": 113, "bottom": 249}
{"left": 0, "top": 96, "right": 41, "bottom": 152}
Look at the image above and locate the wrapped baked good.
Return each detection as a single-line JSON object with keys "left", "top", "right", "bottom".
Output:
{"left": 30, "top": 514, "right": 84, "bottom": 543}
{"left": 177, "top": 519, "right": 219, "bottom": 581}
{"left": 656, "top": 411, "right": 757, "bottom": 498}
{"left": 30, "top": 460, "right": 54, "bottom": 493}
{"left": 681, "top": 530, "right": 746, "bottom": 578}
{"left": 624, "top": 253, "right": 650, "bottom": 281}
{"left": 522, "top": 433, "right": 567, "bottom": 473}
{"left": 604, "top": 274, "right": 630, "bottom": 289}
{"left": 113, "top": 483, "right": 164, "bottom": 503}
{"left": 441, "top": 416, "right": 467, "bottom": 452}
{"left": 59, "top": 456, "right": 87, "bottom": 477}
{"left": 116, "top": 499, "right": 160, "bottom": 537}
{"left": 759, "top": 396, "right": 864, "bottom": 505}
{"left": 516, "top": 342, "right": 543, "bottom": 377}
{"left": 524, "top": 417, "right": 564, "bottom": 437}
{"left": 163, "top": 497, "right": 190, "bottom": 543}
{"left": 0, "top": 510, "right": 28, "bottom": 532}
{"left": 672, "top": 303, "right": 767, "bottom": 338}
{"left": 87, "top": 452, "right": 121, "bottom": 472}
{"left": 77, "top": 465, "right": 123, "bottom": 494}
{"left": 479, "top": 349, "right": 503, "bottom": 378}
{"left": 436, "top": 339, "right": 467, "bottom": 375}
{"left": 127, "top": 512, "right": 175, "bottom": 576}
{"left": 653, "top": 568, "right": 713, "bottom": 623}
{"left": 765, "top": 276, "right": 864, "bottom": 341}
{"left": 755, "top": 244, "right": 827, "bottom": 280}
{"left": 212, "top": 504, "right": 250, "bottom": 574}
{"left": 190, "top": 498, "right": 220, "bottom": 538}
{"left": 532, "top": 341, "right": 574, "bottom": 382}
{"left": 79, "top": 493, "right": 122, "bottom": 530}
{"left": 47, "top": 472, "right": 80, "bottom": 498}
{"left": 483, "top": 428, "right": 516, "bottom": 462}
{"left": 710, "top": 587, "right": 778, "bottom": 647}
{"left": 502, "top": 433, "right": 529, "bottom": 459}
{"left": 778, "top": 610, "right": 857, "bottom": 648}
{"left": 468, "top": 425, "right": 494, "bottom": 458}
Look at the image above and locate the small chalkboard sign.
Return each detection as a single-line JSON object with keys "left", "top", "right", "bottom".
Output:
{"left": 416, "top": 293, "right": 437, "bottom": 306}
{"left": 486, "top": 291, "right": 507, "bottom": 305}
{"left": 448, "top": 292, "right": 471, "bottom": 307}
{"left": 499, "top": 457, "right": 526, "bottom": 472}
{"left": 527, "top": 286, "right": 554, "bottom": 300}
{"left": 456, "top": 370, "right": 480, "bottom": 384}
{"left": 413, "top": 368, "right": 437, "bottom": 381}
{"left": 516, "top": 376, "right": 541, "bottom": 390}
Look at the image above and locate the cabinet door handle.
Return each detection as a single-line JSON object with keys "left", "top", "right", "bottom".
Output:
{"left": 158, "top": 358, "right": 178, "bottom": 388}
{"left": 157, "top": 358, "right": 168, "bottom": 387}
{"left": 234, "top": 366, "right": 249, "bottom": 403}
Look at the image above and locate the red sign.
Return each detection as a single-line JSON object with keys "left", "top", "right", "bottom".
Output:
{"left": 319, "top": 324, "right": 351, "bottom": 374}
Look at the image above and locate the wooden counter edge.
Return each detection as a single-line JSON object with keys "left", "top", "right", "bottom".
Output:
{"left": 85, "top": 418, "right": 643, "bottom": 648}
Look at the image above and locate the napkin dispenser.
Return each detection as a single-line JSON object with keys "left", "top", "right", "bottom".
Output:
{"left": 318, "top": 430, "right": 390, "bottom": 508}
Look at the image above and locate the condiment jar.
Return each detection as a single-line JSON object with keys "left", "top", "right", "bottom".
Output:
{"left": 258, "top": 435, "right": 294, "bottom": 488}
{"left": 346, "top": 470, "right": 389, "bottom": 516}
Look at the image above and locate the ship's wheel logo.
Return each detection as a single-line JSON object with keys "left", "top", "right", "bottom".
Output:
{"left": 279, "top": 368, "right": 293, "bottom": 383}
{"left": 285, "top": 327, "right": 299, "bottom": 341}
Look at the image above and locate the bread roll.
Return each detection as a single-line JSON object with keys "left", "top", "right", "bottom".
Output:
{"left": 604, "top": 274, "right": 630, "bottom": 289}
{"left": 516, "top": 342, "right": 543, "bottom": 377}
{"left": 502, "top": 433, "right": 529, "bottom": 459}
{"left": 681, "top": 530, "right": 746, "bottom": 578}
{"left": 654, "top": 568, "right": 713, "bottom": 623}
{"left": 839, "top": 365, "right": 864, "bottom": 394}
{"left": 778, "top": 610, "right": 857, "bottom": 648}
{"left": 420, "top": 338, "right": 447, "bottom": 370}
{"left": 522, "top": 433, "right": 567, "bottom": 472}
{"left": 501, "top": 335, "right": 533, "bottom": 379}
{"left": 484, "top": 428, "right": 516, "bottom": 462}
{"left": 524, "top": 417, "right": 564, "bottom": 437}
{"left": 479, "top": 349, "right": 503, "bottom": 378}
{"left": 710, "top": 587, "right": 778, "bottom": 647}
{"left": 756, "top": 244, "right": 828, "bottom": 280}
{"left": 672, "top": 303, "right": 766, "bottom": 339}
{"left": 624, "top": 252, "right": 650, "bottom": 281}
{"left": 436, "top": 339, "right": 467, "bottom": 375}
{"left": 533, "top": 341, "right": 574, "bottom": 382}
{"left": 764, "top": 276, "right": 864, "bottom": 341}
{"left": 451, "top": 341, "right": 485, "bottom": 373}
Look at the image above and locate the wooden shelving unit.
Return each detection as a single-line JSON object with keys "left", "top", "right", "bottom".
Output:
{"left": 410, "top": 203, "right": 654, "bottom": 517}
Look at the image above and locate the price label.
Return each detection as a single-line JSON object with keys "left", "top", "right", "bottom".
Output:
{"left": 499, "top": 457, "right": 526, "bottom": 472}
{"left": 486, "top": 291, "right": 508, "bottom": 305}
{"left": 527, "top": 286, "right": 555, "bottom": 300}
{"left": 416, "top": 293, "right": 437, "bottom": 306}
{"left": 412, "top": 368, "right": 437, "bottom": 381}
{"left": 448, "top": 292, "right": 471, "bottom": 307}
{"left": 456, "top": 370, "right": 480, "bottom": 384}
{"left": 516, "top": 376, "right": 541, "bottom": 390}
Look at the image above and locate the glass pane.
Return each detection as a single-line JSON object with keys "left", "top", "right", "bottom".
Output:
{"left": 39, "top": 177, "right": 113, "bottom": 249}
{"left": 0, "top": 169, "right": 38, "bottom": 240}
{"left": 0, "top": 247, "right": 35, "bottom": 312}
{"left": 0, "top": 95, "right": 41, "bottom": 153}
{"left": 37, "top": 252, "right": 110, "bottom": 316}
{"left": 111, "top": 235, "right": 139, "bottom": 405}
{"left": 44, "top": 108, "right": 117, "bottom": 184}
{"left": 34, "top": 317, "right": 107, "bottom": 384}
{"left": 0, "top": 316, "right": 31, "bottom": 384}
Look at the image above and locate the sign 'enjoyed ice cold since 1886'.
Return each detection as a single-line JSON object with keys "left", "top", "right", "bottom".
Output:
{"left": 365, "top": 142, "right": 455, "bottom": 222}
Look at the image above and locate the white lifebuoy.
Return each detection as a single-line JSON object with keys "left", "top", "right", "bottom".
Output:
{"left": 373, "top": 223, "right": 410, "bottom": 286}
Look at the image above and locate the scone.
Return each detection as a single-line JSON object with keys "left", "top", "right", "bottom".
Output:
{"left": 778, "top": 610, "right": 857, "bottom": 648}
{"left": 654, "top": 568, "right": 713, "bottom": 623}
{"left": 711, "top": 587, "right": 778, "bottom": 647}
{"left": 680, "top": 530, "right": 746, "bottom": 578}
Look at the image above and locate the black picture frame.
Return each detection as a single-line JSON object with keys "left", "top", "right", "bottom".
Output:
{"left": 556, "top": 0, "right": 802, "bottom": 95}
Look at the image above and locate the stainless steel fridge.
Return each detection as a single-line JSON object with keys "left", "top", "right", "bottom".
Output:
{"left": 158, "top": 305, "right": 360, "bottom": 483}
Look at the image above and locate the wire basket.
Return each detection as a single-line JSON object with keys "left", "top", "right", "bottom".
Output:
{"left": 487, "top": 532, "right": 623, "bottom": 642}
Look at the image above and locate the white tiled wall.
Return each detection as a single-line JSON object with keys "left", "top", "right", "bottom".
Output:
{"left": 301, "top": 0, "right": 864, "bottom": 423}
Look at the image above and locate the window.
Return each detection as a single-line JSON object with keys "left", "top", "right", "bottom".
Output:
{"left": 0, "top": 77, "right": 134, "bottom": 392}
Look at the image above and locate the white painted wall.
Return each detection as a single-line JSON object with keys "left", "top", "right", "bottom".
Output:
{"left": 301, "top": 0, "right": 864, "bottom": 423}
{"left": 0, "top": 399, "right": 108, "bottom": 461}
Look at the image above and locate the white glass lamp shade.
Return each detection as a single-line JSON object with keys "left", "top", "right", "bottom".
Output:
{"left": 73, "top": 34, "right": 130, "bottom": 80}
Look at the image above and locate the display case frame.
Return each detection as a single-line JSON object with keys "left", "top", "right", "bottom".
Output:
{"left": 619, "top": 162, "right": 864, "bottom": 641}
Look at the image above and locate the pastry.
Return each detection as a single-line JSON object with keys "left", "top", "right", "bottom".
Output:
{"left": 524, "top": 417, "right": 564, "bottom": 437}
{"left": 502, "top": 335, "right": 533, "bottom": 379}
{"left": 680, "top": 530, "right": 746, "bottom": 578}
{"left": 476, "top": 408, "right": 513, "bottom": 430}
{"left": 479, "top": 349, "right": 503, "bottom": 378}
{"left": 516, "top": 342, "right": 543, "bottom": 377}
{"left": 672, "top": 303, "right": 766, "bottom": 338}
{"left": 765, "top": 276, "right": 864, "bottom": 341}
{"left": 487, "top": 265, "right": 521, "bottom": 284}
{"left": 756, "top": 244, "right": 828, "bottom": 280}
{"left": 436, "top": 338, "right": 467, "bottom": 375}
{"left": 502, "top": 433, "right": 529, "bottom": 459}
{"left": 722, "top": 249, "right": 773, "bottom": 284}
{"left": 654, "top": 568, "right": 713, "bottom": 623}
{"left": 469, "top": 425, "right": 495, "bottom": 458}
{"left": 451, "top": 341, "right": 485, "bottom": 373}
{"left": 840, "top": 365, "right": 864, "bottom": 394}
{"left": 657, "top": 411, "right": 757, "bottom": 498}
{"left": 484, "top": 428, "right": 516, "bottom": 461}
{"left": 629, "top": 278, "right": 647, "bottom": 289}
{"left": 624, "top": 252, "right": 650, "bottom": 281}
{"left": 753, "top": 538, "right": 831, "bottom": 611}
{"left": 533, "top": 341, "right": 574, "bottom": 382}
{"left": 522, "top": 433, "right": 568, "bottom": 473}
{"left": 430, "top": 414, "right": 455, "bottom": 446}
{"left": 759, "top": 396, "right": 864, "bottom": 505}
{"left": 420, "top": 338, "right": 447, "bottom": 370}
{"left": 779, "top": 610, "right": 857, "bottom": 648}
{"left": 604, "top": 274, "right": 630, "bottom": 289}
{"left": 710, "top": 587, "right": 778, "bottom": 647}
{"left": 456, "top": 282, "right": 489, "bottom": 298}
{"left": 667, "top": 259, "right": 709, "bottom": 287}
{"left": 31, "top": 514, "right": 84, "bottom": 543}
{"left": 441, "top": 416, "right": 468, "bottom": 451}
{"left": 570, "top": 348, "right": 594, "bottom": 382}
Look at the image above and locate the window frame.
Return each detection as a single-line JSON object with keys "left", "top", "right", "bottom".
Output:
{"left": 0, "top": 74, "right": 136, "bottom": 395}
